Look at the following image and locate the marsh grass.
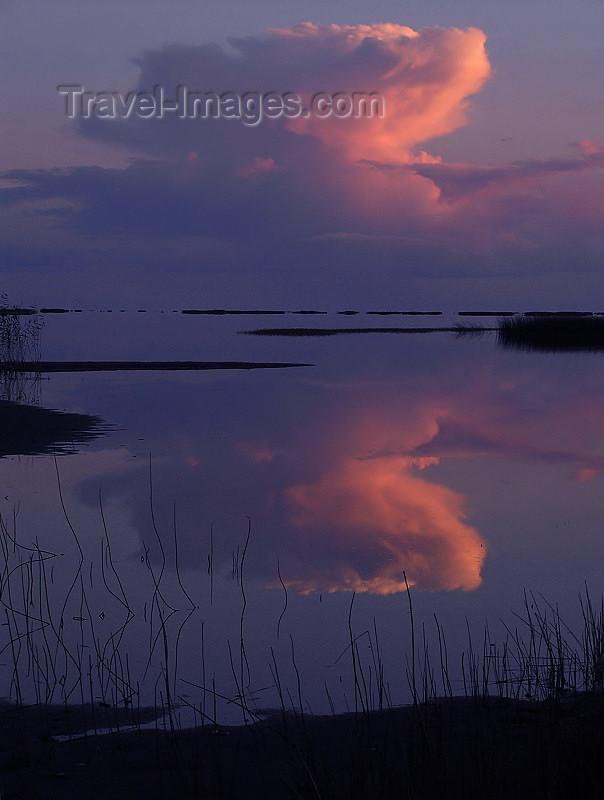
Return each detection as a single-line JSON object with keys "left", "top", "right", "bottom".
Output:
{"left": 453, "top": 323, "right": 490, "bottom": 338}
{"left": 0, "top": 295, "right": 43, "bottom": 404}
{"left": 498, "top": 314, "right": 604, "bottom": 352}
{"left": 1, "top": 481, "right": 604, "bottom": 798}
{"left": 0, "top": 298, "right": 111, "bottom": 455}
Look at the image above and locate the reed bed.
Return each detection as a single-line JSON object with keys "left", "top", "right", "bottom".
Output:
{"left": 0, "top": 296, "right": 43, "bottom": 404}
{"left": 498, "top": 314, "right": 604, "bottom": 352}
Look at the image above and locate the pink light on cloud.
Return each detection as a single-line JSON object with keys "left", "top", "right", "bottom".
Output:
{"left": 86, "top": 22, "right": 490, "bottom": 174}
{"left": 4, "top": 20, "right": 604, "bottom": 301}
{"left": 236, "top": 441, "right": 277, "bottom": 463}
{"left": 281, "top": 23, "right": 491, "bottom": 165}
{"left": 576, "top": 140, "right": 603, "bottom": 156}
{"left": 236, "top": 157, "right": 279, "bottom": 178}
{"left": 575, "top": 467, "right": 598, "bottom": 483}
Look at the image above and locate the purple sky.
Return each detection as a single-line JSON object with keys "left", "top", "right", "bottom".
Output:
{"left": 1, "top": 0, "right": 603, "bottom": 309}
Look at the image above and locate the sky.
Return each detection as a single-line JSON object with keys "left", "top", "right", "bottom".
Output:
{"left": 1, "top": 0, "right": 604, "bottom": 309}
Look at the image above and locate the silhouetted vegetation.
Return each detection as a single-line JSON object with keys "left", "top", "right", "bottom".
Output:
{"left": 498, "top": 315, "right": 604, "bottom": 352}
{"left": 1, "top": 491, "right": 604, "bottom": 798}
{"left": 0, "top": 295, "right": 43, "bottom": 402}
{"left": 524, "top": 311, "right": 594, "bottom": 317}
{"left": 0, "top": 300, "right": 102, "bottom": 453}
{"left": 3, "top": 303, "right": 604, "bottom": 796}
{"left": 0, "top": 296, "right": 42, "bottom": 368}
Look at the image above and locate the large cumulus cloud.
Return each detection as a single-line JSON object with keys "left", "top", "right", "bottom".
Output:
{"left": 75, "top": 22, "right": 490, "bottom": 167}
{"left": 1, "top": 23, "right": 604, "bottom": 306}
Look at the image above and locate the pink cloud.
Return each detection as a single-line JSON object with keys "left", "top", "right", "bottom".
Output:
{"left": 576, "top": 467, "right": 598, "bottom": 483}
{"left": 409, "top": 150, "right": 604, "bottom": 200}
{"left": 236, "top": 441, "right": 277, "bottom": 463}
{"left": 576, "top": 140, "right": 603, "bottom": 156}
{"left": 278, "top": 23, "right": 491, "bottom": 165}
{"left": 75, "top": 22, "right": 490, "bottom": 173}
{"left": 3, "top": 22, "right": 604, "bottom": 299}
{"left": 236, "top": 157, "right": 279, "bottom": 178}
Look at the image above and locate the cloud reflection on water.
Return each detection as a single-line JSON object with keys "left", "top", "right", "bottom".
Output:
{"left": 26, "top": 331, "right": 604, "bottom": 602}
{"left": 283, "top": 453, "right": 485, "bottom": 593}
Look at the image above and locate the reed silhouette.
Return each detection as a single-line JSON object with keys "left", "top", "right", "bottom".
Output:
{"left": 1, "top": 486, "right": 603, "bottom": 799}
{"left": 498, "top": 314, "right": 604, "bottom": 352}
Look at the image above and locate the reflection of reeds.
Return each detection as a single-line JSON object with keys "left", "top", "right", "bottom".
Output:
{"left": 498, "top": 314, "right": 604, "bottom": 352}
{"left": 454, "top": 323, "right": 489, "bottom": 338}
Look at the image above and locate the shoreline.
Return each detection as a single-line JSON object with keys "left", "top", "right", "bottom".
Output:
{"left": 2, "top": 692, "right": 604, "bottom": 798}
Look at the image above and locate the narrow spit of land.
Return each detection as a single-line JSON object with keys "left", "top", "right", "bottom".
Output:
{"left": 0, "top": 361, "right": 312, "bottom": 372}
{"left": 240, "top": 314, "right": 604, "bottom": 352}
{"left": 240, "top": 326, "right": 498, "bottom": 336}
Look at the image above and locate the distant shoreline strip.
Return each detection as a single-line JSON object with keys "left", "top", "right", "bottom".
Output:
{"left": 1, "top": 307, "right": 603, "bottom": 316}
{"left": 1, "top": 307, "right": 601, "bottom": 317}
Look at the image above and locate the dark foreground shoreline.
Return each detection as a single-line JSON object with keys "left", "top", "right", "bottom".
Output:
{"left": 2, "top": 694, "right": 603, "bottom": 799}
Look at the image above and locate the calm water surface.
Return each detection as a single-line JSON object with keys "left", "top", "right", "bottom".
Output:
{"left": 1, "top": 311, "right": 603, "bottom": 722}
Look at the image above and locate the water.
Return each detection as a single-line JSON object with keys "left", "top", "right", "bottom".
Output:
{"left": 1, "top": 310, "right": 603, "bottom": 724}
